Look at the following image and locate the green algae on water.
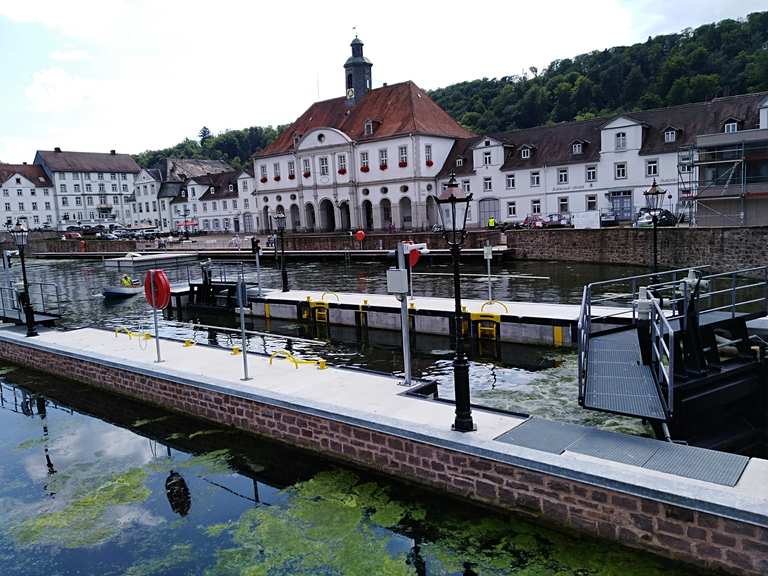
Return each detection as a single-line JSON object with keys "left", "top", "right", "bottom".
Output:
{"left": 123, "top": 543, "right": 195, "bottom": 576}
{"left": 12, "top": 467, "right": 151, "bottom": 548}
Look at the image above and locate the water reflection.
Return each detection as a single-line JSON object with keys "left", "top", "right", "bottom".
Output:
{"left": 0, "top": 369, "right": 705, "bottom": 575}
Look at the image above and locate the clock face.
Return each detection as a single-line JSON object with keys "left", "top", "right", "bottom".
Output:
{"left": 346, "top": 87, "right": 355, "bottom": 99}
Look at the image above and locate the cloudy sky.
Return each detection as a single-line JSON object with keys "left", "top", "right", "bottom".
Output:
{"left": 0, "top": 0, "right": 764, "bottom": 161}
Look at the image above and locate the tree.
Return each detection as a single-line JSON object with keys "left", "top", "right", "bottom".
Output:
{"left": 199, "top": 126, "right": 212, "bottom": 145}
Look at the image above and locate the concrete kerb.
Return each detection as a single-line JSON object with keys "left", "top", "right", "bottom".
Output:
{"left": 0, "top": 327, "right": 765, "bottom": 532}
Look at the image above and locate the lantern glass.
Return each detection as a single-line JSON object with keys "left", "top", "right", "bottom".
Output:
{"left": 9, "top": 220, "right": 28, "bottom": 248}
{"left": 644, "top": 179, "right": 663, "bottom": 211}
{"left": 275, "top": 212, "right": 286, "bottom": 231}
{"left": 435, "top": 176, "right": 472, "bottom": 235}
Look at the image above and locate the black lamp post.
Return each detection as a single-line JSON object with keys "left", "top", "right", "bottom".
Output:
{"left": 275, "top": 211, "right": 289, "bottom": 292}
{"left": 8, "top": 220, "right": 37, "bottom": 337}
{"left": 644, "top": 179, "right": 664, "bottom": 274}
{"left": 434, "top": 171, "right": 475, "bottom": 432}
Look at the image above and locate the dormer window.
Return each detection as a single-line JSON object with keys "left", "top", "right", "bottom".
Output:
{"left": 293, "top": 135, "right": 301, "bottom": 147}
{"left": 572, "top": 142, "right": 582, "bottom": 155}
{"left": 228, "top": 184, "right": 234, "bottom": 192}
{"left": 664, "top": 129, "right": 677, "bottom": 143}
{"left": 364, "top": 120, "right": 374, "bottom": 136}
{"left": 484, "top": 139, "right": 491, "bottom": 147}
{"left": 724, "top": 121, "right": 738, "bottom": 133}
{"left": 616, "top": 132, "right": 627, "bottom": 150}
{"left": 521, "top": 148, "right": 531, "bottom": 159}
{"left": 456, "top": 158, "right": 464, "bottom": 167}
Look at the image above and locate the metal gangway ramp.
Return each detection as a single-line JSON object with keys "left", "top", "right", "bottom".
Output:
{"left": 578, "top": 265, "right": 768, "bottom": 426}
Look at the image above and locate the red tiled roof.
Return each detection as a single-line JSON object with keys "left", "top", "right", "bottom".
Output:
{"left": 0, "top": 164, "right": 53, "bottom": 187}
{"left": 258, "top": 81, "right": 473, "bottom": 157}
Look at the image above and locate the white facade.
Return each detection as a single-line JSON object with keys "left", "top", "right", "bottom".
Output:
{"left": 237, "top": 171, "right": 257, "bottom": 233}
{"left": 253, "top": 131, "right": 455, "bottom": 232}
{"left": 51, "top": 169, "right": 135, "bottom": 229}
{"left": 129, "top": 169, "right": 162, "bottom": 229}
{"left": 438, "top": 120, "right": 684, "bottom": 227}
{"left": 0, "top": 171, "right": 56, "bottom": 228}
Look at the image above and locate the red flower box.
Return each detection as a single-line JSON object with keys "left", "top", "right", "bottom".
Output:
{"left": 338, "top": 168, "right": 347, "bottom": 175}
{"left": 379, "top": 163, "right": 388, "bottom": 171}
{"left": 426, "top": 159, "right": 434, "bottom": 167}
{"left": 274, "top": 175, "right": 281, "bottom": 181}
{"left": 360, "top": 166, "right": 370, "bottom": 173}
{"left": 398, "top": 161, "right": 407, "bottom": 168}
{"left": 288, "top": 174, "right": 295, "bottom": 180}
{"left": 260, "top": 177, "right": 267, "bottom": 183}
{"left": 303, "top": 171, "right": 311, "bottom": 178}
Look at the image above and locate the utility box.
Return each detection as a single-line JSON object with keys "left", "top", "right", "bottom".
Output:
{"left": 386, "top": 268, "right": 409, "bottom": 294}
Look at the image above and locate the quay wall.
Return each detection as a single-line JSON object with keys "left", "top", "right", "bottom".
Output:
{"left": 0, "top": 339, "right": 766, "bottom": 575}
{"left": 505, "top": 226, "right": 768, "bottom": 273}
{"left": 281, "top": 230, "right": 505, "bottom": 251}
{"left": 25, "top": 239, "right": 137, "bottom": 254}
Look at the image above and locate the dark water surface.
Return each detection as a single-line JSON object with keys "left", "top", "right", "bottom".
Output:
{"left": 0, "top": 368, "right": 710, "bottom": 576}
{"left": 18, "top": 257, "right": 651, "bottom": 434}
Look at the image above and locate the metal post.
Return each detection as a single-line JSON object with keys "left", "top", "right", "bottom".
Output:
{"left": 652, "top": 216, "right": 658, "bottom": 274}
{"left": 451, "top": 243, "right": 474, "bottom": 432}
{"left": 485, "top": 242, "right": 492, "bottom": 301}
{"left": 238, "top": 277, "right": 250, "bottom": 381}
{"left": 280, "top": 228, "right": 289, "bottom": 292}
{"left": 18, "top": 247, "right": 37, "bottom": 337}
{"left": 731, "top": 272, "right": 737, "bottom": 318}
{"left": 150, "top": 272, "right": 162, "bottom": 363}
{"left": 255, "top": 247, "right": 262, "bottom": 297}
{"left": 397, "top": 242, "right": 412, "bottom": 386}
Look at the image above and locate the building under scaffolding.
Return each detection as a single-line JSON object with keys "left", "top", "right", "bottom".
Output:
{"left": 681, "top": 108, "right": 768, "bottom": 226}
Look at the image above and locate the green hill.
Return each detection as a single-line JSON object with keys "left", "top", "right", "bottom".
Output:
{"left": 429, "top": 11, "right": 768, "bottom": 132}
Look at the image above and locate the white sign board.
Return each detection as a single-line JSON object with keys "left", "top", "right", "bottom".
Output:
{"left": 573, "top": 211, "right": 601, "bottom": 229}
{"left": 483, "top": 245, "right": 493, "bottom": 260}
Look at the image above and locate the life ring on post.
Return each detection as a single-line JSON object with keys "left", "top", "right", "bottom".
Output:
{"left": 144, "top": 269, "right": 171, "bottom": 310}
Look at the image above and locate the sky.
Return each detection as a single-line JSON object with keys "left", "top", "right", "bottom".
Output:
{"left": 0, "top": 0, "right": 764, "bottom": 161}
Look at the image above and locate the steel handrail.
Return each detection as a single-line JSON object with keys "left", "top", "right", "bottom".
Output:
{"left": 590, "top": 266, "right": 710, "bottom": 290}
{"left": 650, "top": 295, "right": 675, "bottom": 416}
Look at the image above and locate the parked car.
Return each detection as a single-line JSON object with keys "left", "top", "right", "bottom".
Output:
{"left": 521, "top": 215, "right": 544, "bottom": 229}
{"left": 63, "top": 231, "right": 82, "bottom": 239}
{"left": 542, "top": 213, "right": 573, "bottom": 228}
{"left": 599, "top": 209, "right": 619, "bottom": 227}
{"left": 635, "top": 208, "right": 677, "bottom": 228}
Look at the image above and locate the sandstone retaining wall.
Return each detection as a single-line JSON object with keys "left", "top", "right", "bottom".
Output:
{"left": 506, "top": 227, "right": 768, "bottom": 273}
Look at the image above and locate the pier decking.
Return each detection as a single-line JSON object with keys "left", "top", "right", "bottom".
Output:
{"left": 0, "top": 326, "right": 765, "bottom": 574}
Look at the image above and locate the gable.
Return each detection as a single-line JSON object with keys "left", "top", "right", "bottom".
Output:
{"left": 601, "top": 116, "right": 641, "bottom": 130}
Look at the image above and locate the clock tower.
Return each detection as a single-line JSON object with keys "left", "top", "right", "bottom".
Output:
{"left": 344, "top": 36, "right": 372, "bottom": 108}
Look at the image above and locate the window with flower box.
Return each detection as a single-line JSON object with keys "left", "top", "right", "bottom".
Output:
{"left": 288, "top": 161, "right": 295, "bottom": 179}
{"left": 337, "top": 154, "right": 347, "bottom": 174}
{"left": 273, "top": 163, "right": 281, "bottom": 180}
{"left": 360, "top": 151, "right": 369, "bottom": 172}
{"left": 425, "top": 144, "right": 433, "bottom": 166}
{"left": 379, "top": 149, "right": 388, "bottom": 169}
{"left": 302, "top": 158, "right": 311, "bottom": 177}
{"left": 398, "top": 146, "right": 407, "bottom": 167}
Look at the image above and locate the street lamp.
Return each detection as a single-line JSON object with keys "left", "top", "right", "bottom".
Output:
{"left": 8, "top": 220, "right": 37, "bottom": 337}
{"left": 274, "top": 211, "right": 289, "bottom": 292}
{"left": 644, "top": 179, "right": 664, "bottom": 274}
{"left": 434, "top": 171, "right": 475, "bottom": 432}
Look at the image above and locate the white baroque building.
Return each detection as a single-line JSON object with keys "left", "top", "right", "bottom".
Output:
{"left": 252, "top": 37, "right": 472, "bottom": 233}
{"left": 436, "top": 93, "right": 768, "bottom": 227}
{"left": 0, "top": 164, "right": 56, "bottom": 228}
{"left": 33, "top": 148, "right": 139, "bottom": 228}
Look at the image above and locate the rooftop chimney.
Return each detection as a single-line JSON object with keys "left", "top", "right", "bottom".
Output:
{"left": 54, "top": 147, "right": 61, "bottom": 153}
{"left": 110, "top": 149, "right": 116, "bottom": 155}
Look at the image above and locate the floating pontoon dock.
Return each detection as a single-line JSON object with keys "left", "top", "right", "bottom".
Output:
{"left": 104, "top": 252, "right": 198, "bottom": 269}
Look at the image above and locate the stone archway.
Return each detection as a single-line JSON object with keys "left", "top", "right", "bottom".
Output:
{"left": 319, "top": 199, "right": 336, "bottom": 232}
{"left": 262, "top": 205, "right": 271, "bottom": 232}
{"left": 304, "top": 203, "right": 316, "bottom": 231}
{"left": 399, "top": 196, "right": 412, "bottom": 230}
{"left": 426, "top": 195, "right": 438, "bottom": 229}
{"left": 362, "top": 200, "right": 374, "bottom": 230}
{"left": 380, "top": 198, "right": 392, "bottom": 231}
{"left": 339, "top": 201, "right": 351, "bottom": 230}
{"left": 289, "top": 204, "right": 301, "bottom": 230}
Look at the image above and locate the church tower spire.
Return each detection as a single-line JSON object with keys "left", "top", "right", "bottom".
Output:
{"left": 344, "top": 35, "right": 372, "bottom": 107}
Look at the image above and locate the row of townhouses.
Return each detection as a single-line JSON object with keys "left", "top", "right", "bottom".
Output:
{"left": 2, "top": 37, "right": 767, "bottom": 233}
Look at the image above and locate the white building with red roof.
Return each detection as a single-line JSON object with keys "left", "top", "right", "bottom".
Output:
{"left": 252, "top": 37, "right": 473, "bottom": 233}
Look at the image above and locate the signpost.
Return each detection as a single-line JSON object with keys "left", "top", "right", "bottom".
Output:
{"left": 484, "top": 243, "right": 493, "bottom": 300}
{"left": 238, "top": 275, "right": 251, "bottom": 381}
{"left": 387, "top": 242, "right": 413, "bottom": 386}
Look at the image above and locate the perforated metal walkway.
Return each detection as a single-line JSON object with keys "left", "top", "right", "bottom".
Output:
{"left": 584, "top": 329, "right": 667, "bottom": 421}
{"left": 495, "top": 419, "right": 749, "bottom": 487}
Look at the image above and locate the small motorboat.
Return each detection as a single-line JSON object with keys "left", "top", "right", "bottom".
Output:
{"left": 102, "top": 283, "right": 143, "bottom": 299}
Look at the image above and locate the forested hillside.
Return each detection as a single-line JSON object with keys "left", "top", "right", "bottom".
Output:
{"left": 429, "top": 11, "right": 768, "bottom": 132}
{"left": 136, "top": 11, "right": 768, "bottom": 166}
{"left": 134, "top": 125, "right": 282, "bottom": 170}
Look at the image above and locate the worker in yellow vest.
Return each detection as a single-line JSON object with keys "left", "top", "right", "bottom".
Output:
{"left": 488, "top": 216, "right": 496, "bottom": 229}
